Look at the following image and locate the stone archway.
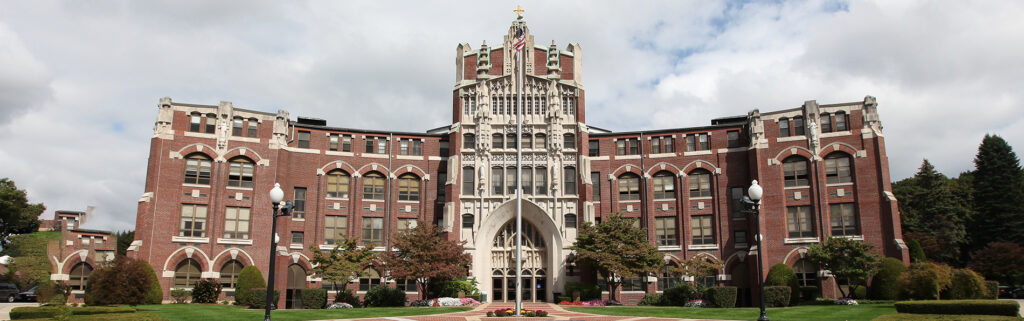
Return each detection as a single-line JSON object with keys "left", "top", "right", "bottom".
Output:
{"left": 490, "top": 219, "right": 547, "bottom": 302}
{"left": 474, "top": 200, "right": 563, "bottom": 303}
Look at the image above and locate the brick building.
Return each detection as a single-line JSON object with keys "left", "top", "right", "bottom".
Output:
{"left": 128, "top": 17, "right": 907, "bottom": 307}
{"left": 44, "top": 208, "right": 117, "bottom": 303}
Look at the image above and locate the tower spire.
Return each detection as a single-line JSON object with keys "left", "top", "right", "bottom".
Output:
{"left": 514, "top": 5, "right": 524, "bottom": 20}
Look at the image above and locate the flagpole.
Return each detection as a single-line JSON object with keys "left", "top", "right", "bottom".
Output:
{"left": 514, "top": 25, "right": 525, "bottom": 317}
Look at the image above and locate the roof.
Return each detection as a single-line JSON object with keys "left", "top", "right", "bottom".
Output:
{"left": 70, "top": 228, "right": 112, "bottom": 235}
{"left": 55, "top": 210, "right": 85, "bottom": 215}
{"left": 588, "top": 122, "right": 744, "bottom": 137}
{"left": 292, "top": 122, "right": 448, "bottom": 138}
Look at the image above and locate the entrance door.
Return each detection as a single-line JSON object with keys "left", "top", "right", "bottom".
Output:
{"left": 285, "top": 264, "right": 306, "bottom": 309}
{"left": 731, "top": 262, "right": 750, "bottom": 307}
{"left": 491, "top": 220, "right": 547, "bottom": 302}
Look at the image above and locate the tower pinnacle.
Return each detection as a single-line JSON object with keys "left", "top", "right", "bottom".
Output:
{"left": 514, "top": 5, "right": 524, "bottom": 20}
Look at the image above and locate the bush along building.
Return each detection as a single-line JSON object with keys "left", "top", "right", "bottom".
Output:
{"left": 127, "top": 16, "right": 908, "bottom": 307}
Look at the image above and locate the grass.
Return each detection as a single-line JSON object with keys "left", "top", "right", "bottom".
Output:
{"left": 565, "top": 303, "right": 897, "bottom": 321}
{"left": 873, "top": 314, "right": 1024, "bottom": 320}
{"left": 130, "top": 304, "right": 472, "bottom": 321}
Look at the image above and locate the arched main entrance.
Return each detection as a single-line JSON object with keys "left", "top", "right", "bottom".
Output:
{"left": 285, "top": 264, "right": 306, "bottom": 309}
{"left": 491, "top": 220, "right": 547, "bottom": 302}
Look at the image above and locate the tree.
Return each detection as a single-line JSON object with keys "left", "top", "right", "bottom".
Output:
{"left": 377, "top": 224, "right": 470, "bottom": 300}
{"left": 571, "top": 212, "right": 662, "bottom": 301}
{"left": 83, "top": 256, "right": 155, "bottom": 306}
{"left": 116, "top": 230, "right": 135, "bottom": 256}
{"left": 308, "top": 236, "right": 375, "bottom": 298}
{"left": 968, "top": 242, "right": 1024, "bottom": 287}
{"left": 674, "top": 255, "right": 723, "bottom": 290}
{"left": 806, "top": 236, "right": 881, "bottom": 298}
{"left": 893, "top": 160, "right": 970, "bottom": 265}
{"left": 0, "top": 178, "right": 45, "bottom": 248}
{"left": 970, "top": 134, "right": 1024, "bottom": 250}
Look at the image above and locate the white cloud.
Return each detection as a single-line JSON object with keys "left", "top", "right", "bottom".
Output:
{"left": 0, "top": 0, "right": 1021, "bottom": 230}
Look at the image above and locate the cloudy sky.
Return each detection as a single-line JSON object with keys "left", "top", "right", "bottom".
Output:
{"left": 1, "top": 0, "right": 1021, "bottom": 231}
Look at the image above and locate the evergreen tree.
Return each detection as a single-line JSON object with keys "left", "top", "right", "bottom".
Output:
{"left": 970, "top": 134, "right": 1024, "bottom": 250}
{"left": 895, "top": 159, "right": 970, "bottom": 265}
{"left": 0, "top": 178, "right": 45, "bottom": 248}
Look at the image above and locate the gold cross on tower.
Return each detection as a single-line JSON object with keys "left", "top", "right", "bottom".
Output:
{"left": 514, "top": 5, "right": 524, "bottom": 20}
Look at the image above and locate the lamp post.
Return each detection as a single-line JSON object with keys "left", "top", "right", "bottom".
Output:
{"left": 744, "top": 180, "right": 768, "bottom": 321}
{"left": 265, "top": 183, "right": 292, "bottom": 321}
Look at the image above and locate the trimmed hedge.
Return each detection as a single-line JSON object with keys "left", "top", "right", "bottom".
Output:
{"left": 235, "top": 266, "right": 266, "bottom": 307}
{"left": 10, "top": 306, "right": 135, "bottom": 319}
{"left": 638, "top": 293, "right": 664, "bottom": 306}
{"left": 191, "top": 279, "right": 222, "bottom": 303}
{"left": 143, "top": 261, "right": 164, "bottom": 304}
{"left": 247, "top": 288, "right": 280, "bottom": 309}
{"left": 301, "top": 288, "right": 328, "bottom": 309}
{"left": 704, "top": 286, "right": 737, "bottom": 308}
{"left": 874, "top": 314, "right": 1020, "bottom": 320}
{"left": 764, "top": 286, "right": 791, "bottom": 308}
{"left": 333, "top": 288, "right": 360, "bottom": 307}
{"left": 946, "top": 269, "right": 988, "bottom": 300}
{"left": 17, "top": 314, "right": 169, "bottom": 321}
{"left": 564, "top": 282, "right": 601, "bottom": 300}
{"left": 985, "top": 281, "right": 999, "bottom": 299}
{"left": 765, "top": 263, "right": 799, "bottom": 306}
{"left": 870, "top": 257, "right": 907, "bottom": 300}
{"left": 663, "top": 283, "right": 701, "bottom": 306}
{"left": 851, "top": 285, "right": 868, "bottom": 299}
{"left": 363, "top": 285, "right": 406, "bottom": 307}
{"left": 894, "top": 300, "right": 1020, "bottom": 316}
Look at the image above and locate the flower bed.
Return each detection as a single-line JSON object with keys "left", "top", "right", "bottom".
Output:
{"left": 487, "top": 309, "right": 549, "bottom": 317}
{"left": 685, "top": 299, "right": 709, "bottom": 308}
{"left": 327, "top": 302, "right": 353, "bottom": 309}
{"left": 423, "top": 297, "right": 481, "bottom": 307}
{"left": 836, "top": 298, "right": 859, "bottom": 305}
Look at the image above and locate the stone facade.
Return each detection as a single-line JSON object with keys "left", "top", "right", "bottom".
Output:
{"left": 129, "top": 19, "right": 907, "bottom": 307}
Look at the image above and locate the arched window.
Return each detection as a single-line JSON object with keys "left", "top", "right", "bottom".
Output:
{"left": 362, "top": 172, "right": 385, "bottom": 200}
{"left": 618, "top": 173, "right": 640, "bottom": 201}
{"left": 462, "top": 214, "right": 474, "bottom": 229}
{"left": 68, "top": 262, "right": 92, "bottom": 291}
{"left": 359, "top": 268, "right": 381, "bottom": 291}
{"left": 658, "top": 263, "right": 681, "bottom": 291}
{"left": 824, "top": 153, "right": 852, "bottom": 184}
{"left": 184, "top": 154, "right": 212, "bottom": 185}
{"left": 327, "top": 170, "right": 350, "bottom": 198}
{"left": 835, "top": 111, "right": 848, "bottom": 131}
{"left": 564, "top": 214, "right": 578, "bottom": 229}
{"left": 564, "top": 133, "right": 576, "bottom": 150}
{"left": 507, "top": 133, "right": 517, "bottom": 149}
{"left": 564, "top": 167, "right": 577, "bottom": 194}
{"left": 779, "top": 118, "right": 790, "bottom": 137}
{"left": 492, "top": 134, "right": 504, "bottom": 149}
{"left": 462, "top": 166, "right": 475, "bottom": 195}
{"left": 220, "top": 260, "right": 244, "bottom": 289}
{"left": 794, "top": 260, "right": 817, "bottom": 287}
{"left": 287, "top": 264, "right": 306, "bottom": 289}
{"left": 398, "top": 174, "right": 420, "bottom": 201}
{"left": 688, "top": 169, "right": 712, "bottom": 198}
{"left": 227, "top": 157, "right": 254, "bottom": 188}
{"left": 463, "top": 133, "right": 475, "bottom": 149}
{"left": 783, "top": 157, "right": 810, "bottom": 187}
{"left": 522, "top": 134, "right": 532, "bottom": 149}
{"left": 174, "top": 258, "right": 202, "bottom": 288}
{"left": 653, "top": 171, "right": 676, "bottom": 199}
{"left": 535, "top": 133, "right": 546, "bottom": 149}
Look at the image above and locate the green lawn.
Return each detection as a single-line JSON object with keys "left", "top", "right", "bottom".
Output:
{"left": 131, "top": 304, "right": 472, "bottom": 321}
{"left": 565, "top": 304, "right": 897, "bottom": 321}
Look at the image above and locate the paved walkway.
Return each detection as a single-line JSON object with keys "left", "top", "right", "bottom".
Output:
{"left": 0, "top": 302, "right": 39, "bottom": 321}
{"left": 323, "top": 303, "right": 724, "bottom": 321}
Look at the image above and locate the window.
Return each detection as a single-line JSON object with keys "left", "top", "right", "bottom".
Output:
{"left": 618, "top": 173, "right": 640, "bottom": 201}
{"left": 793, "top": 116, "right": 805, "bottom": 136}
{"left": 246, "top": 119, "right": 258, "bottom": 137}
{"left": 820, "top": 113, "right": 832, "bottom": 133}
{"left": 223, "top": 207, "right": 250, "bottom": 239}
{"left": 535, "top": 133, "right": 546, "bottom": 149}
{"left": 506, "top": 133, "right": 517, "bottom": 149}
{"left": 535, "top": 167, "right": 547, "bottom": 195}
{"left": 232, "top": 118, "right": 243, "bottom": 136}
{"left": 362, "top": 173, "right": 385, "bottom": 200}
{"left": 491, "top": 167, "right": 503, "bottom": 195}
{"left": 565, "top": 214, "right": 577, "bottom": 228}
{"left": 727, "top": 130, "right": 740, "bottom": 148}
{"left": 522, "top": 167, "right": 533, "bottom": 195}
{"left": 830, "top": 203, "right": 858, "bottom": 236}
{"left": 463, "top": 134, "right": 475, "bottom": 149}
{"left": 825, "top": 154, "right": 852, "bottom": 184}
{"left": 220, "top": 260, "right": 243, "bottom": 289}
{"left": 787, "top": 206, "right": 814, "bottom": 238}
{"left": 359, "top": 268, "right": 380, "bottom": 291}
{"left": 658, "top": 264, "right": 681, "bottom": 291}
{"left": 329, "top": 134, "right": 340, "bottom": 151}
{"left": 463, "top": 96, "right": 476, "bottom": 115}
{"left": 589, "top": 140, "right": 599, "bottom": 156}
{"left": 562, "top": 96, "right": 576, "bottom": 115}
{"left": 492, "top": 134, "right": 503, "bottom": 149}
{"left": 621, "top": 277, "right": 644, "bottom": 291}
{"left": 734, "top": 230, "right": 748, "bottom": 245}
{"left": 653, "top": 171, "right": 675, "bottom": 199}
{"left": 835, "top": 112, "right": 848, "bottom": 131}
{"left": 440, "top": 141, "right": 448, "bottom": 156}
{"left": 699, "top": 133, "right": 710, "bottom": 150}
{"left": 655, "top": 217, "right": 678, "bottom": 246}
{"left": 365, "top": 137, "right": 375, "bottom": 153}
{"left": 297, "top": 131, "right": 310, "bottom": 148}
{"left": 341, "top": 135, "right": 352, "bottom": 152}
{"left": 69, "top": 262, "right": 92, "bottom": 291}
{"left": 377, "top": 139, "right": 386, "bottom": 154}
{"left": 779, "top": 118, "right": 790, "bottom": 137}
{"left": 462, "top": 166, "right": 474, "bottom": 195}
{"left": 179, "top": 204, "right": 207, "bottom": 237}
{"left": 184, "top": 154, "right": 212, "bottom": 185}
{"left": 783, "top": 157, "right": 810, "bottom": 187}
{"left": 652, "top": 136, "right": 673, "bottom": 154}
{"left": 189, "top": 113, "right": 217, "bottom": 133}
{"left": 691, "top": 215, "right": 714, "bottom": 245}
{"left": 327, "top": 171, "right": 350, "bottom": 198}
{"left": 365, "top": 137, "right": 386, "bottom": 153}
{"left": 400, "top": 139, "right": 422, "bottom": 156}
{"left": 293, "top": 187, "right": 306, "bottom": 219}
{"left": 324, "top": 216, "right": 347, "bottom": 245}
{"left": 462, "top": 214, "right": 474, "bottom": 229}
{"left": 506, "top": 166, "right": 517, "bottom": 195}
{"left": 189, "top": 113, "right": 201, "bottom": 132}
{"left": 227, "top": 158, "right": 254, "bottom": 188}
{"left": 397, "top": 218, "right": 417, "bottom": 234}
{"left": 564, "top": 133, "right": 576, "bottom": 150}
{"left": 522, "top": 134, "right": 532, "bottom": 149}
{"left": 688, "top": 170, "right": 712, "bottom": 198}
{"left": 731, "top": 187, "right": 746, "bottom": 219}
{"left": 686, "top": 133, "right": 710, "bottom": 151}
{"left": 564, "top": 167, "right": 577, "bottom": 194}
{"left": 591, "top": 172, "right": 601, "bottom": 201}
{"left": 174, "top": 259, "right": 201, "bottom": 288}
{"left": 397, "top": 278, "right": 418, "bottom": 293}
{"left": 398, "top": 174, "right": 420, "bottom": 201}
{"left": 361, "top": 217, "right": 383, "bottom": 247}
{"left": 794, "top": 260, "right": 818, "bottom": 287}
{"left": 616, "top": 138, "right": 639, "bottom": 155}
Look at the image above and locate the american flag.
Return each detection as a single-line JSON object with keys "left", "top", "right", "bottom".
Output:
{"left": 514, "top": 28, "right": 525, "bottom": 51}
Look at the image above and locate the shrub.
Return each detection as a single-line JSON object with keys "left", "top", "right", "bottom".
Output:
{"left": 142, "top": 261, "right": 164, "bottom": 304}
{"left": 984, "top": 281, "right": 999, "bottom": 299}
{"left": 564, "top": 282, "right": 601, "bottom": 300}
{"left": 799, "top": 286, "right": 819, "bottom": 301}
{"left": 764, "top": 286, "right": 791, "bottom": 307}
{"left": 765, "top": 263, "right": 799, "bottom": 306}
{"left": 898, "top": 262, "right": 952, "bottom": 300}
{"left": 36, "top": 281, "right": 70, "bottom": 304}
{"left": 870, "top": 257, "right": 907, "bottom": 300}
{"left": 9, "top": 306, "right": 135, "bottom": 319}
{"left": 191, "top": 279, "right": 221, "bottom": 303}
{"left": 851, "top": 285, "right": 867, "bottom": 299}
{"left": 234, "top": 266, "right": 266, "bottom": 307}
{"left": 363, "top": 285, "right": 406, "bottom": 307}
{"left": 333, "top": 288, "right": 360, "bottom": 307}
{"left": 907, "top": 239, "right": 926, "bottom": 263}
{"left": 247, "top": 289, "right": 280, "bottom": 309}
{"left": 703, "top": 286, "right": 737, "bottom": 308}
{"left": 169, "top": 289, "right": 190, "bottom": 304}
{"left": 83, "top": 256, "right": 155, "bottom": 306}
{"left": 894, "top": 300, "right": 1020, "bottom": 316}
{"left": 433, "top": 279, "right": 479, "bottom": 298}
{"left": 663, "top": 283, "right": 701, "bottom": 306}
{"left": 300, "top": 288, "right": 327, "bottom": 309}
{"left": 946, "top": 268, "right": 988, "bottom": 300}
{"left": 638, "top": 293, "right": 664, "bottom": 306}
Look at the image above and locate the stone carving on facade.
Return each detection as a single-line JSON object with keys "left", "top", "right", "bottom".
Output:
{"left": 216, "top": 116, "right": 230, "bottom": 151}
{"left": 808, "top": 121, "right": 820, "bottom": 152}
{"left": 863, "top": 95, "right": 883, "bottom": 135}
{"left": 153, "top": 97, "right": 174, "bottom": 139}
{"left": 747, "top": 109, "right": 766, "bottom": 149}
{"left": 270, "top": 109, "right": 290, "bottom": 149}
{"left": 447, "top": 156, "right": 459, "bottom": 185}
